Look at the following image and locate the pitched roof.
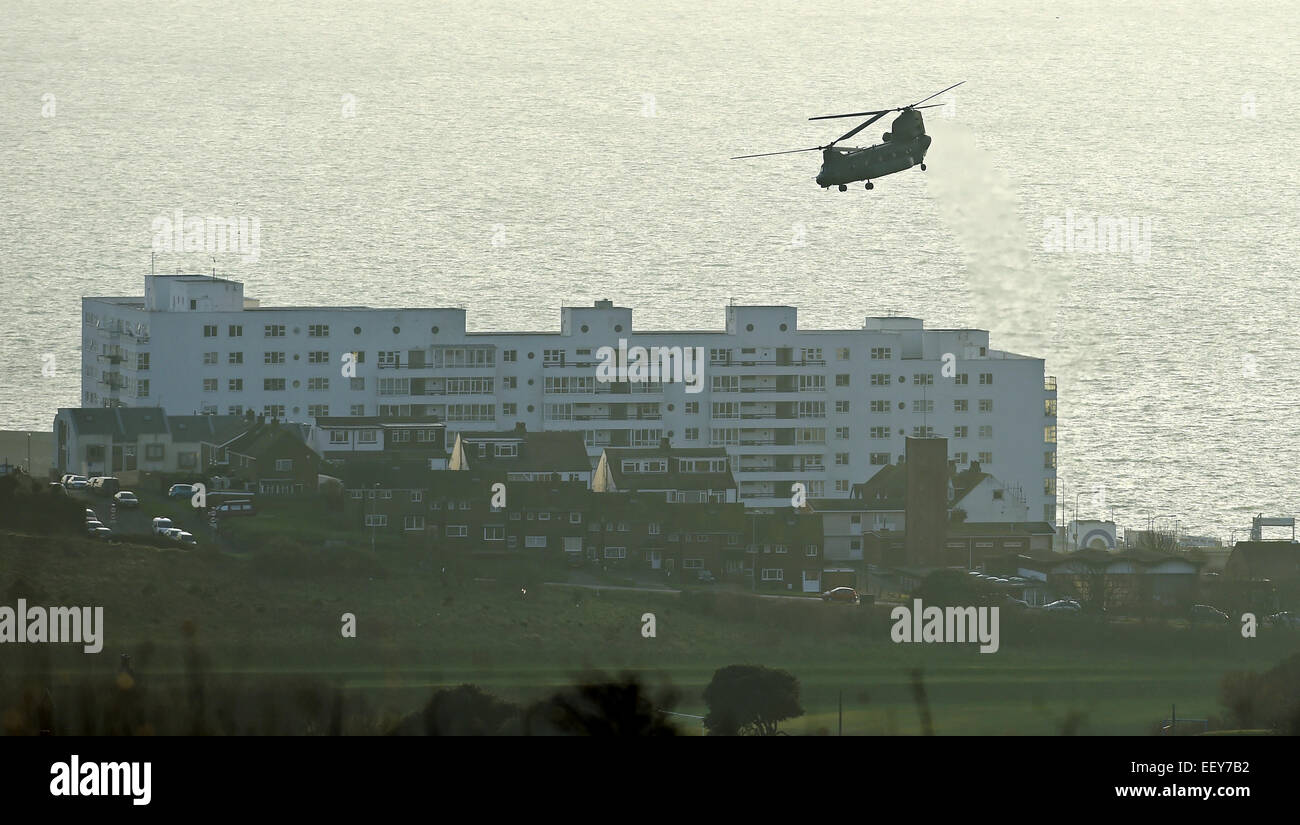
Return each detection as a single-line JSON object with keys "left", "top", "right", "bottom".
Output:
{"left": 63, "top": 407, "right": 170, "bottom": 439}
{"left": 455, "top": 430, "right": 590, "bottom": 473}
{"left": 1225, "top": 541, "right": 1300, "bottom": 581}
{"left": 223, "top": 421, "right": 312, "bottom": 457}
{"left": 167, "top": 415, "right": 249, "bottom": 445}
{"left": 600, "top": 447, "right": 735, "bottom": 492}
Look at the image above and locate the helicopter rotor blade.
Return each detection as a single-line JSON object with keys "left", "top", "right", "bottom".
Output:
{"left": 828, "top": 111, "right": 889, "bottom": 146}
{"left": 730, "top": 146, "right": 825, "bottom": 160}
{"left": 908, "top": 80, "right": 965, "bottom": 108}
{"left": 808, "top": 109, "right": 889, "bottom": 122}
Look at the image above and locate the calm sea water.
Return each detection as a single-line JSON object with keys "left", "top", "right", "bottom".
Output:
{"left": 1, "top": 0, "right": 1296, "bottom": 540}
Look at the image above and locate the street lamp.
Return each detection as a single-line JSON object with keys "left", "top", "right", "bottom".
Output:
{"left": 26, "top": 432, "right": 32, "bottom": 474}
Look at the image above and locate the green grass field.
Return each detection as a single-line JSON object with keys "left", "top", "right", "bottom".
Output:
{"left": 3, "top": 530, "right": 1296, "bottom": 734}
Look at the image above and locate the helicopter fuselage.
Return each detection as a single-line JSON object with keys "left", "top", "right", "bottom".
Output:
{"left": 816, "top": 132, "right": 932, "bottom": 187}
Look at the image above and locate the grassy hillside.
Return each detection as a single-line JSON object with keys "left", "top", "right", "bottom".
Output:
{"left": 2, "top": 530, "right": 1295, "bottom": 734}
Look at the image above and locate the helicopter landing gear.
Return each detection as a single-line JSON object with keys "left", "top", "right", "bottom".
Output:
{"left": 837, "top": 184, "right": 847, "bottom": 192}
{"left": 865, "top": 181, "right": 874, "bottom": 190}
{"left": 920, "top": 163, "right": 927, "bottom": 171}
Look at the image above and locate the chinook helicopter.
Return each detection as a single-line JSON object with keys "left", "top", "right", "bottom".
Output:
{"left": 732, "top": 82, "right": 964, "bottom": 191}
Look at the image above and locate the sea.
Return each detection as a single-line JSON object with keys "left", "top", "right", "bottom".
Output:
{"left": 1, "top": 0, "right": 1297, "bottom": 541}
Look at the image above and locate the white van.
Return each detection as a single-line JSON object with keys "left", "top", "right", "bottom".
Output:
{"left": 151, "top": 517, "right": 175, "bottom": 535}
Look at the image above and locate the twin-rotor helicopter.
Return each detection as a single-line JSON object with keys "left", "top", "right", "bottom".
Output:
{"left": 732, "top": 81, "right": 964, "bottom": 191}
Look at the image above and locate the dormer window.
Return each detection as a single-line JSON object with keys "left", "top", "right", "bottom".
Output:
{"left": 496, "top": 444, "right": 518, "bottom": 458}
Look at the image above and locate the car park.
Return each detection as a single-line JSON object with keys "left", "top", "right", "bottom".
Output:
{"left": 113, "top": 491, "right": 140, "bottom": 508}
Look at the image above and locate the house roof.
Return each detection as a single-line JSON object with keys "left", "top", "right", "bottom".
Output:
{"left": 455, "top": 430, "right": 591, "bottom": 473}
{"left": 63, "top": 407, "right": 170, "bottom": 439}
{"left": 168, "top": 415, "right": 249, "bottom": 445}
{"left": 1225, "top": 541, "right": 1300, "bottom": 581}
{"left": 600, "top": 447, "right": 735, "bottom": 492}
{"left": 223, "top": 421, "right": 313, "bottom": 458}
{"left": 850, "top": 463, "right": 907, "bottom": 509}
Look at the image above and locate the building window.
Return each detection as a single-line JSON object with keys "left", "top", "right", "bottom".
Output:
{"left": 869, "top": 400, "right": 889, "bottom": 413}
{"left": 603, "top": 546, "right": 627, "bottom": 559}
{"left": 835, "top": 374, "right": 850, "bottom": 387}
{"left": 275, "top": 459, "right": 293, "bottom": 471}
{"left": 912, "top": 373, "right": 934, "bottom": 385}
{"left": 203, "top": 325, "right": 217, "bottom": 337}
{"left": 264, "top": 351, "right": 285, "bottom": 365}
{"left": 836, "top": 347, "right": 850, "bottom": 361}
{"left": 978, "top": 451, "right": 993, "bottom": 464}
{"left": 483, "top": 526, "right": 505, "bottom": 541}
{"left": 955, "top": 373, "right": 968, "bottom": 385}
{"left": 1045, "top": 399, "right": 1058, "bottom": 416}
{"left": 835, "top": 426, "right": 850, "bottom": 440}
{"left": 228, "top": 378, "right": 243, "bottom": 392}
{"left": 446, "top": 525, "right": 467, "bottom": 537}
{"left": 979, "top": 425, "right": 993, "bottom": 439}
{"left": 404, "top": 515, "right": 424, "bottom": 531}
{"left": 229, "top": 351, "right": 244, "bottom": 365}
{"left": 357, "top": 431, "right": 378, "bottom": 444}
{"left": 954, "top": 399, "right": 968, "bottom": 412}
{"left": 979, "top": 399, "right": 993, "bottom": 413}
{"left": 870, "top": 347, "right": 891, "bottom": 360}
{"left": 761, "top": 569, "right": 784, "bottom": 581}
{"left": 835, "top": 479, "right": 849, "bottom": 492}
{"left": 954, "top": 425, "right": 968, "bottom": 438}
{"left": 1044, "top": 426, "right": 1057, "bottom": 444}
{"left": 835, "top": 400, "right": 850, "bottom": 414}
{"left": 263, "top": 404, "right": 285, "bottom": 419}
{"left": 264, "top": 324, "right": 285, "bottom": 337}
{"left": 308, "top": 324, "right": 330, "bottom": 338}
{"left": 308, "top": 351, "right": 329, "bottom": 364}
{"left": 308, "top": 404, "right": 329, "bottom": 417}
{"left": 264, "top": 378, "right": 286, "bottom": 391}
{"left": 364, "top": 514, "right": 388, "bottom": 527}
{"left": 979, "top": 372, "right": 993, "bottom": 385}
{"left": 203, "top": 378, "right": 218, "bottom": 392}
{"left": 144, "top": 443, "right": 164, "bottom": 461}
{"left": 870, "top": 452, "right": 890, "bottom": 465}
{"left": 228, "top": 325, "right": 243, "bottom": 337}
{"left": 203, "top": 351, "right": 218, "bottom": 365}
{"left": 525, "top": 535, "right": 547, "bottom": 548}
{"left": 1044, "top": 451, "right": 1056, "bottom": 469}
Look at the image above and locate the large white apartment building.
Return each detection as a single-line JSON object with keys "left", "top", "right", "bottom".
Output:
{"left": 82, "top": 274, "right": 1058, "bottom": 514}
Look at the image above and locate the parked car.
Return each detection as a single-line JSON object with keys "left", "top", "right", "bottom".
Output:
{"left": 84, "top": 508, "right": 97, "bottom": 519}
{"left": 821, "top": 586, "right": 860, "bottom": 603}
{"left": 63, "top": 475, "right": 90, "bottom": 490}
{"left": 87, "top": 526, "right": 113, "bottom": 540}
{"left": 168, "top": 483, "right": 196, "bottom": 499}
{"left": 175, "top": 531, "right": 197, "bottom": 547}
{"left": 48, "top": 482, "right": 68, "bottom": 495}
{"left": 1264, "top": 612, "right": 1300, "bottom": 630}
{"left": 113, "top": 491, "right": 140, "bottom": 508}
{"left": 1042, "top": 599, "right": 1082, "bottom": 612}
{"left": 151, "top": 517, "right": 175, "bottom": 535}
{"left": 89, "top": 476, "right": 121, "bottom": 497}
{"left": 1190, "top": 604, "right": 1232, "bottom": 625}
{"left": 86, "top": 518, "right": 105, "bottom": 530}
{"left": 696, "top": 570, "right": 718, "bottom": 584}
{"left": 213, "top": 499, "right": 256, "bottom": 517}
